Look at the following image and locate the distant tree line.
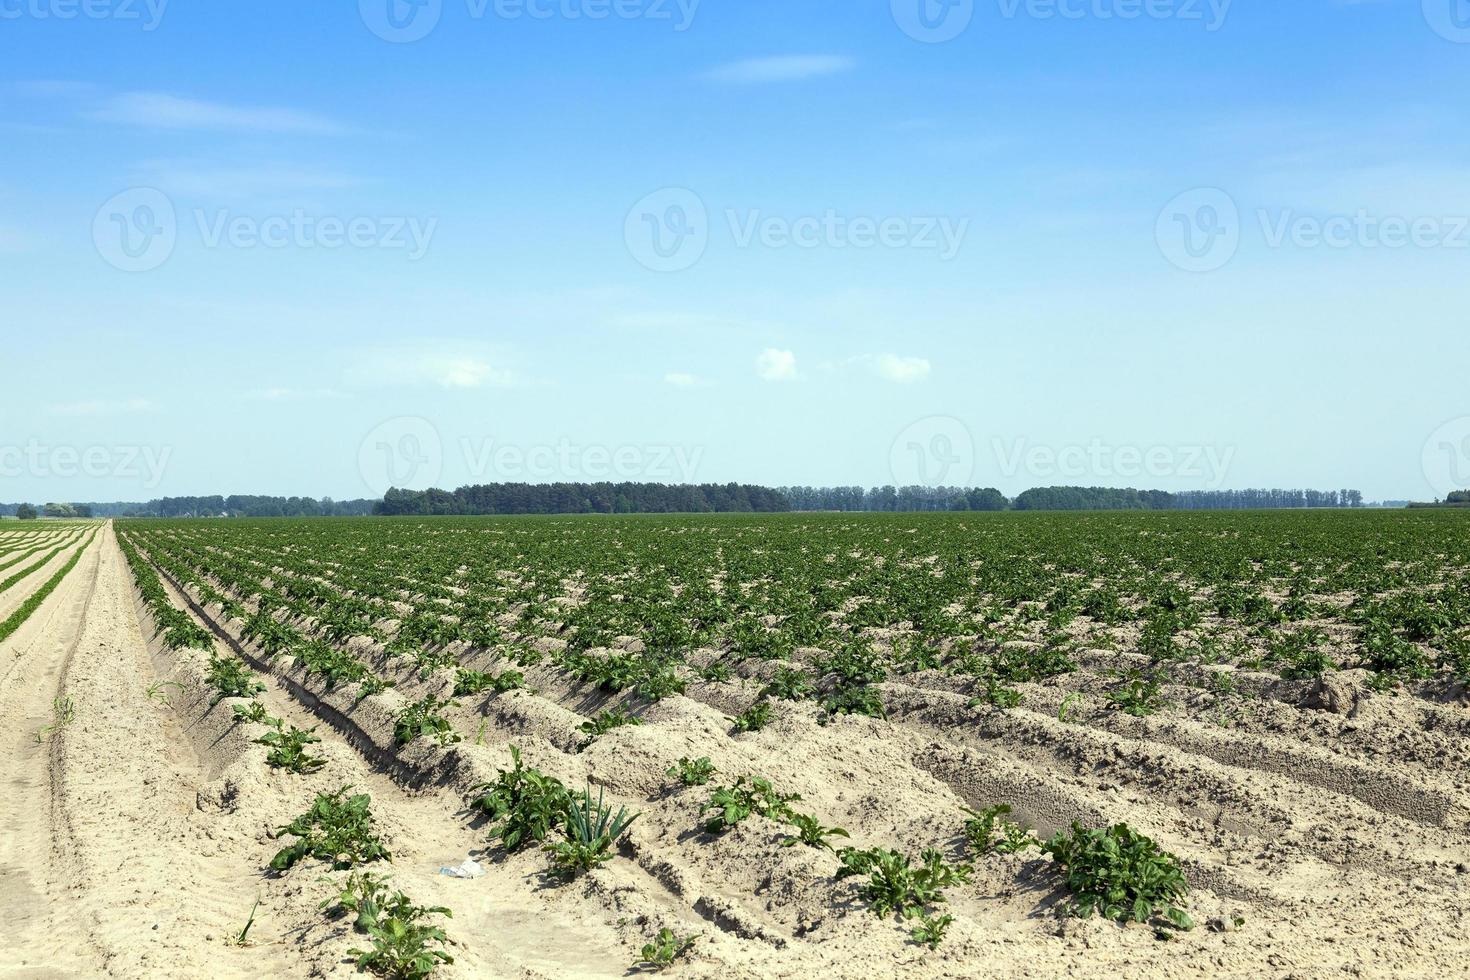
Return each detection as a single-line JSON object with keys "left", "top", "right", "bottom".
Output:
{"left": 778, "top": 486, "right": 1009, "bottom": 512}
{"left": 377, "top": 483, "right": 791, "bottom": 516}
{"left": 0, "top": 484, "right": 1375, "bottom": 520}
{"left": 1, "top": 496, "right": 381, "bottom": 518}
{"left": 777, "top": 486, "right": 1364, "bottom": 512}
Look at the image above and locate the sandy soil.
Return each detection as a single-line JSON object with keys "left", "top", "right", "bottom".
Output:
{"left": 0, "top": 522, "right": 1466, "bottom": 979}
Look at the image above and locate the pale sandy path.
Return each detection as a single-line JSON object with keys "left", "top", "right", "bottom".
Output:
{"left": 0, "top": 525, "right": 294, "bottom": 978}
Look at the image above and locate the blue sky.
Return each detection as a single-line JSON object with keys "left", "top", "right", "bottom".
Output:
{"left": 3, "top": 0, "right": 1469, "bottom": 503}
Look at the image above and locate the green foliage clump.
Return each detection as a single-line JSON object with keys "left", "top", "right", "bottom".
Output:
{"left": 963, "top": 804, "right": 1035, "bottom": 856}
{"left": 207, "top": 654, "right": 266, "bottom": 704}
{"left": 701, "top": 776, "right": 801, "bottom": 834}
{"left": 730, "top": 700, "right": 774, "bottom": 733}
{"left": 837, "top": 846, "right": 973, "bottom": 921}
{"left": 579, "top": 707, "right": 642, "bottom": 748}
{"left": 270, "top": 787, "right": 390, "bottom": 871}
{"left": 340, "top": 879, "right": 454, "bottom": 979}
{"left": 1040, "top": 822, "right": 1193, "bottom": 931}
{"left": 666, "top": 756, "right": 716, "bottom": 787}
{"left": 258, "top": 724, "right": 326, "bottom": 773}
{"left": 544, "top": 785, "right": 639, "bottom": 877}
{"left": 469, "top": 746, "right": 570, "bottom": 852}
{"left": 394, "top": 695, "right": 460, "bottom": 746}
{"left": 453, "top": 667, "right": 524, "bottom": 696}
{"left": 636, "top": 927, "right": 697, "bottom": 970}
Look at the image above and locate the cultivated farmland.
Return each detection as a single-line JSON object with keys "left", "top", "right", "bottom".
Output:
{"left": 2, "top": 511, "right": 1468, "bottom": 978}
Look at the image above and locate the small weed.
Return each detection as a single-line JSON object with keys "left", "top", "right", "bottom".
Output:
{"left": 781, "top": 812, "right": 851, "bottom": 851}
{"left": 453, "top": 668, "right": 524, "bottom": 696}
{"left": 701, "top": 776, "right": 801, "bottom": 834}
{"left": 32, "top": 696, "right": 75, "bottom": 744}
{"left": 232, "top": 700, "right": 282, "bottom": 728}
{"left": 1106, "top": 670, "right": 1167, "bottom": 717}
{"left": 231, "top": 898, "right": 261, "bottom": 947}
{"left": 258, "top": 725, "right": 326, "bottom": 774}
{"left": 1058, "top": 692, "right": 1084, "bottom": 723}
{"left": 394, "top": 695, "right": 460, "bottom": 747}
{"left": 146, "top": 680, "right": 184, "bottom": 707}
{"left": 207, "top": 655, "right": 265, "bottom": 705}
{"left": 963, "top": 804, "right": 1035, "bottom": 856}
{"left": 910, "top": 912, "right": 954, "bottom": 949}
{"left": 636, "top": 927, "right": 697, "bottom": 971}
{"left": 666, "top": 756, "right": 716, "bottom": 787}
{"left": 760, "top": 667, "right": 815, "bottom": 701}
{"left": 730, "top": 700, "right": 773, "bottom": 733}
{"left": 579, "top": 707, "right": 642, "bottom": 748}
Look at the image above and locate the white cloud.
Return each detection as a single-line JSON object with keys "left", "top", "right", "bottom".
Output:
{"left": 664, "top": 372, "right": 699, "bottom": 388}
{"left": 134, "top": 160, "right": 365, "bottom": 199}
{"left": 871, "top": 353, "right": 932, "bottom": 384}
{"left": 705, "top": 56, "right": 855, "bottom": 84}
{"left": 348, "top": 348, "right": 515, "bottom": 390}
{"left": 755, "top": 348, "right": 799, "bottom": 382}
{"left": 89, "top": 92, "right": 346, "bottom": 135}
{"left": 50, "top": 398, "right": 155, "bottom": 417}
{"left": 246, "top": 387, "right": 347, "bottom": 402}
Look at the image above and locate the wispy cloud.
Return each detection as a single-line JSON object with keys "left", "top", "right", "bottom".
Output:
{"left": 822, "top": 354, "right": 933, "bottom": 384}
{"left": 868, "top": 353, "right": 931, "bottom": 384}
{"left": 246, "top": 387, "right": 348, "bottom": 402}
{"left": 50, "top": 398, "right": 156, "bottom": 417}
{"left": 133, "top": 160, "right": 366, "bottom": 199}
{"left": 664, "top": 372, "right": 700, "bottom": 388}
{"left": 705, "top": 56, "right": 855, "bottom": 84}
{"left": 348, "top": 347, "right": 516, "bottom": 390}
{"left": 755, "top": 348, "right": 799, "bottom": 382}
{"left": 89, "top": 92, "right": 347, "bottom": 135}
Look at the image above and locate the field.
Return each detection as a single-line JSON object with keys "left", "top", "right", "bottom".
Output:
{"left": 2, "top": 511, "right": 1468, "bottom": 978}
